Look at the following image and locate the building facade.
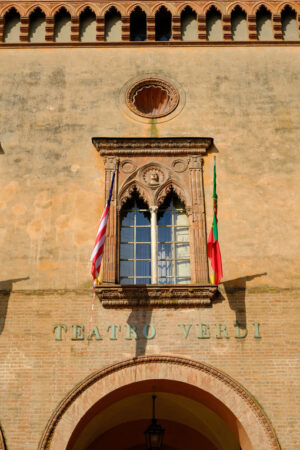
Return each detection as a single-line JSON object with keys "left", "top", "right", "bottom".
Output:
{"left": 0, "top": 1, "right": 299, "bottom": 449}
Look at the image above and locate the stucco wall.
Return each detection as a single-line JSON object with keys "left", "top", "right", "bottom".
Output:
{"left": 0, "top": 46, "right": 299, "bottom": 290}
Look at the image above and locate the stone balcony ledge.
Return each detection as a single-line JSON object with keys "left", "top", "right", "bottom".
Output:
{"left": 95, "top": 284, "right": 217, "bottom": 307}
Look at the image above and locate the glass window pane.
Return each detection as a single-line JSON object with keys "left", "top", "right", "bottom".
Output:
{"left": 120, "top": 277, "right": 133, "bottom": 285}
{"left": 158, "top": 243, "right": 172, "bottom": 260}
{"left": 175, "top": 211, "right": 189, "bottom": 226}
{"left": 120, "top": 244, "right": 134, "bottom": 259}
{"left": 136, "top": 261, "right": 151, "bottom": 276}
{"left": 158, "top": 210, "right": 172, "bottom": 225}
{"left": 120, "top": 261, "right": 134, "bottom": 276}
{"left": 176, "top": 277, "right": 191, "bottom": 284}
{"left": 136, "top": 211, "right": 150, "bottom": 226}
{"left": 158, "top": 227, "right": 172, "bottom": 242}
{"left": 121, "top": 211, "right": 134, "bottom": 226}
{"left": 175, "top": 227, "right": 189, "bottom": 242}
{"left": 158, "top": 277, "right": 174, "bottom": 284}
{"left": 120, "top": 227, "right": 134, "bottom": 242}
{"left": 176, "top": 260, "right": 191, "bottom": 277}
{"left": 175, "top": 243, "right": 190, "bottom": 258}
{"left": 158, "top": 260, "right": 173, "bottom": 277}
{"left": 136, "top": 278, "right": 151, "bottom": 284}
{"left": 136, "top": 227, "right": 151, "bottom": 242}
{"left": 136, "top": 243, "right": 151, "bottom": 259}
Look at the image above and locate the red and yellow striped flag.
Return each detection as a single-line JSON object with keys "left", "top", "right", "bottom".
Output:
{"left": 207, "top": 158, "right": 223, "bottom": 285}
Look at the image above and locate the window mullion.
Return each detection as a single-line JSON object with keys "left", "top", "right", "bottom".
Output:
{"left": 150, "top": 206, "right": 158, "bottom": 284}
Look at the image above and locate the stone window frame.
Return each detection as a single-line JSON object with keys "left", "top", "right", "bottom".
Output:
{"left": 91, "top": 137, "right": 217, "bottom": 307}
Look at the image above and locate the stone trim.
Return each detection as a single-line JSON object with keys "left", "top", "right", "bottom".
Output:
{"left": 92, "top": 137, "right": 213, "bottom": 156}
{"left": 38, "top": 355, "right": 281, "bottom": 450}
{"left": 95, "top": 284, "right": 217, "bottom": 307}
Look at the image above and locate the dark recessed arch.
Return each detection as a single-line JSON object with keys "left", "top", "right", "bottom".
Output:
{"left": 130, "top": 6, "right": 147, "bottom": 41}
{"left": 155, "top": 6, "right": 172, "bottom": 41}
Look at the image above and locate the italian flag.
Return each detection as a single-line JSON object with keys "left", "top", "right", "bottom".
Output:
{"left": 207, "top": 158, "right": 223, "bottom": 285}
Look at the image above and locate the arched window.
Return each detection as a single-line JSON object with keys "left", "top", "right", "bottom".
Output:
{"left": 130, "top": 7, "right": 146, "bottom": 41}
{"left": 3, "top": 8, "right": 20, "bottom": 43}
{"left": 281, "top": 6, "right": 299, "bottom": 40}
{"left": 256, "top": 6, "right": 273, "bottom": 41}
{"left": 54, "top": 8, "right": 71, "bottom": 42}
{"left": 79, "top": 8, "right": 96, "bottom": 42}
{"left": 231, "top": 6, "right": 248, "bottom": 41}
{"left": 181, "top": 6, "right": 197, "bottom": 41}
{"left": 158, "top": 192, "right": 190, "bottom": 284}
{"left": 206, "top": 6, "right": 222, "bottom": 41}
{"left": 155, "top": 6, "right": 172, "bottom": 41}
{"left": 105, "top": 7, "right": 122, "bottom": 42}
{"left": 120, "top": 191, "right": 151, "bottom": 284}
{"left": 29, "top": 8, "right": 46, "bottom": 43}
{"left": 119, "top": 189, "right": 190, "bottom": 285}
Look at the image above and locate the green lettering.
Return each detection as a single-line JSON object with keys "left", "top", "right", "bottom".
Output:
{"left": 216, "top": 324, "right": 230, "bottom": 339}
{"left": 87, "top": 326, "right": 102, "bottom": 341}
{"left": 178, "top": 324, "right": 192, "bottom": 339}
{"left": 72, "top": 324, "right": 85, "bottom": 340}
{"left": 126, "top": 324, "right": 138, "bottom": 340}
{"left": 107, "top": 325, "right": 121, "bottom": 340}
{"left": 53, "top": 324, "right": 67, "bottom": 341}
{"left": 197, "top": 323, "right": 210, "bottom": 339}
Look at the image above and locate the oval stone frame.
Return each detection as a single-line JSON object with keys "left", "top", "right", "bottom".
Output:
{"left": 126, "top": 78, "right": 179, "bottom": 119}
{"left": 120, "top": 73, "right": 186, "bottom": 124}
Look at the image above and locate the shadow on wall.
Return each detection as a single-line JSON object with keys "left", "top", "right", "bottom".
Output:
{"left": 125, "top": 287, "right": 153, "bottom": 358}
{"left": 0, "top": 277, "right": 29, "bottom": 335}
{"left": 220, "top": 273, "right": 267, "bottom": 329}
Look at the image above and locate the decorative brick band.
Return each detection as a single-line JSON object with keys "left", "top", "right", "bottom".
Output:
{"left": 38, "top": 355, "right": 280, "bottom": 449}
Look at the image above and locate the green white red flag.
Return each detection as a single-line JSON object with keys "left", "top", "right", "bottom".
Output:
{"left": 207, "top": 158, "right": 223, "bottom": 285}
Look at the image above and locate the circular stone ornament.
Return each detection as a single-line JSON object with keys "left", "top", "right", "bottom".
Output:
{"left": 126, "top": 78, "right": 179, "bottom": 119}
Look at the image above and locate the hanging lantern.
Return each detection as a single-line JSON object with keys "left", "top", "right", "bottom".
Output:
{"left": 144, "top": 395, "right": 165, "bottom": 450}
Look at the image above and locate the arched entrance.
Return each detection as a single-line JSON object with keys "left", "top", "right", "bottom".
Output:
{"left": 39, "top": 356, "right": 280, "bottom": 450}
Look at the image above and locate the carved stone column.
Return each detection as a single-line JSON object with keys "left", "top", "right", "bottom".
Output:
{"left": 102, "top": 157, "right": 119, "bottom": 283}
{"left": 71, "top": 16, "right": 79, "bottom": 42}
{"left": 188, "top": 156, "right": 209, "bottom": 284}
{"left": 172, "top": 15, "right": 181, "bottom": 41}
{"left": 273, "top": 15, "right": 282, "bottom": 40}
{"left": 223, "top": 15, "right": 232, "bottom": 40}
{"left": 45, "top": 17, "right": 54, "bottom": 42}
{"left": 248, "top": 15, "right": 257, "bottom": 40}
{"left": 147, "top": 16, "right": 155, "bottom": 41}
{"left": 20, "top": 17, "right": 29, "bottom": 42}
{"left": 198, "top": 15, "right": 207, "bottom": 40}
{"left": 122, "top": 16, "right": 130, "bottom": 41}
{"left": 96, "top": 17, "right": 105, "bottom": 41}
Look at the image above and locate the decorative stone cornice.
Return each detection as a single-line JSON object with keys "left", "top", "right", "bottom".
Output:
{"left": 95, "top": 284, "right": 217, "bottom": 307}
{"left": 92, "top": 137, "right": 213, "bottom": 156}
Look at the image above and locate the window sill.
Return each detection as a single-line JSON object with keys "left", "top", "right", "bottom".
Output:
{"left": 95, "top": 284, "right": 217, "bottom": 308}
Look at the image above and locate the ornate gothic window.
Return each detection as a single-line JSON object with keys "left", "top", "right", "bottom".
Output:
{"left": 92, "top": 137, "right": 217, "bottom": 307}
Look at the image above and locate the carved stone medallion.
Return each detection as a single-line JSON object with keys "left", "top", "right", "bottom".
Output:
{"left": 142, "top": 166, "right": 165, "bottom": 188}
{"left": 120, "top": 159, "right": 136, "bottom": 174}
{"left": 172, "top": 159, "right": 188, "bottom": 173}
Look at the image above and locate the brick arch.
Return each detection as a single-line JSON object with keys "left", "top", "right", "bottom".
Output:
{"left": 127, "top": 3, "right": 150, "bottom": 16}
{"left": 76, "top": 3, "right": 99, "bottom": 16}
{"left": 101, "top": 3, "right": 125, "bottom": 16}
{"left": 152, "top": 3, "right": 176, "bottom": 15}
{"left": 176, "top": 3, "right": 200, "bottom": 15}
{"left": 252, "top": 3, "right": 274, "bottom": 15}
{"left": 227, "top": 3, "right": 249, "bottom": 15}
{"left": 203, "top": 2, "right": 224, "bottom": 15}
{"left": 277, "top": 2, "right": 299, "bottom": 14}
{"left": 0, "top": 425, "right": 5, "bottom": 450}
{"left": 51, "top": 4, "right": 74, "bottom": 17}
{"left": 26, "top": 4, "right": 49, "bottom": 17}
{"left": 38, "top": 355, "right": 280, "bottom": 450}
{"left": 1, "top": 4, "right": 23, "bottom": 17}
